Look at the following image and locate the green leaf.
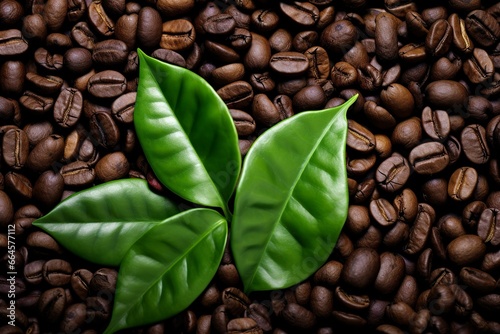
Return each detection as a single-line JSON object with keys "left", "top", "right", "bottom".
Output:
{"left": 135, "top": 49, "right": 241, "bottom": 215}
{"left": 104, "top": 209, "right": 227, "bottom": 334}
{"left": 232, "top": 96, "right": 358, "bottom": 293}
{"left": 33, "top": 179, "right": 179, "bottom": 266}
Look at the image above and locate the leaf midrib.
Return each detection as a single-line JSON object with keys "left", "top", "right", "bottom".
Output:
{"left": 105, "top": 219, "right": 225, "bottom": 334}
{"left": 245, "top": 110, "right": 342, "bottom": 291}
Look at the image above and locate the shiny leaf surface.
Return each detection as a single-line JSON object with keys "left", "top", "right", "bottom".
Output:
{"left": 232, "top": 96, "right": 358, "bottom": 292}
{"left": 33, "top": 179, "right": 179, "bottom": 266}
{"left": 135, "top": 50, "right": 240, "bottom": 215}
{"left": 104, "top": 209, "right": 227, "bottom": 334}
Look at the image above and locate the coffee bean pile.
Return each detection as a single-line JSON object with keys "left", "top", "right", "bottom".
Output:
{"left": 1, "top": 0, "right": 500, "bottom": 333}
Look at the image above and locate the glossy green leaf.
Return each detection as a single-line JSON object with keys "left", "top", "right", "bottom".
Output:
{"left": 135, "top": 50, "right": 241, "bottom": 215}
{"left": 33, "top": 179, "right": 179, "bottom": 266}
{"left": 104, "top": 209, "right": 227, "bottom": 334}
{"left": 232, "top": 95, "right": 358, "bottom": 293}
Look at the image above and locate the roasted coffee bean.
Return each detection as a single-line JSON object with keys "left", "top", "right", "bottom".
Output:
{"left": 374, "top": 252, "right": 405, "bottom": 294}
{"left": 405, "top": 203, "right": 435, "bottom": 255}
{"left": 465, "top": 10, "right": 500, "bottom": 48}
{"left": 244, "top": 33, "right": 271, "bottom": 71}
{"left": 33, "top": 170, "right": 64, "bottom": 209}
{"left": 204, "top": 13, "right": 235, "bottom": 36}
{"left": 437, "top": 214, "right": 465, "bottom": 239}
{"left": 95, "top": 152, "right": 129, "bottom": 182}
{"left": 111, "top": 92, "right": 136, "bottom": 124}
{"left": 463, "top": 48, "right": 494, "bottom": 84}
{"left": 42, "top": 259, "right": 72, "bottom": 286}
{"left": 230, "top": 109, "right": 256, "bottom": 136}
{"left": 25, "top": 73, "right": 64, "bottom": 96}
{"left": 477, "top": 208, "right": 500, "bottom": 246}
{"left": 347, "top": 153, "right": 377, "bottom": 177}
{"left": 212, "top": 63, "right": 245, "bottom": 87}
{"left": 90, "top": 111, "right": 120, "bottom": 148}
{"left": 0, "top": 61, "right": 25, "bottom": 96}
{"left": 409, "top": 142, "right": 449, "bottom": 175}
{"left": 310, "top": 286, "right": 333, "bottom": 318}
{"left": 370, "top": 198, "right": 398, "bottom": 227}
{"left": 161, "top": 19, "right": 196, "bottom": 52}
{"left": 346, "top": 205, "right": 370, "bottom": 235}
{"left": 88, "top": 0, "right": 115, "bottom": 36}
{"left": 0, "top": 190, "right": 14, "bottom": 227}
{"left": 304, "top": 46, "right": 330, "bottom": 80}
{"left": 421, "top": 107, "right": 450, "bottom": 140}
{"left": 292, "top": 31, "right": 318, "bottom": 53}
{"left": 115, "top": 13, "right": 138, "bottom": 50}
{"left": 281, "top": 303, "right": 316, "bottom": 330}
{"left": 34, "top": 47, "right": 64, "bottom": 71}
{"left": 38, "top": 287, "right": 66, "bottom": 324}
{"left": 151, "top": 48, "right": 186, "bottom": 67}
{"left": 0, "top": 29, "right": 28, "bottom": 56}
{"left": 276, "top": 77, "right": 306, "bottom": 95}
{"left": 425, "top": 80, "right": 468, "bottom": 110}
{"left": 280, "top": 2, "right": 319, "bottom": 27}
{"left": 27, "top": 134, "right": 64, "bottom": 173}
{"left": 269, "top": 52, "right": 308, "bottom": 77}
{"left": 244, "top": 304, "right": 271, "bottom": 332}
{"left": 212, "top": 304, "right": 230, "bottom": 333}
{"left": 71, "top": 21, "right": 96, "bottom": 50}
{"left": 386, "top": 302, "right": 415, "bottom": 327}
{"left": 2, "top": 128, "right": 29, "bottom": 170}
{"left": 89, "top": 268, "right": 117, "bottom": 295}
{"left": 227, "top": 317, "right": 262, "bottom": 334}
{"left": 53, "top": 88, "right": 82, "bottom": 128}
{"left": 292, "top": 85, "right": 326, "bottom": 112}
{"left": 5, "top": 172, "right": 32, "bottom": 200}
{"left": 86, "top": 295, "right": 112, "bottom": 323}
{"left": 60, "top": 160, "right": 95, "bottom": 187}
{"left": 448, "top": 13, "right": 474, "bottom": 54}
{"left": 92, "top": 39, "right": 129, "bottom": 66}
{"left": 136, "top": 7, "right": 162, "bottom": 48}
{"left": 59, "top": 303, "right": 87, "bottom": 333}
{"left": 19, "top": 91, "right": 54, "bottom": 114}
{"left": 342, "top": 247, "right": 380, "bottom": 289}
{"left": 222, "top": 287, "right": 250, "bottom": 317}
{"left": 426, "top": 19, "right": 452, "bottom": 57}
{"left": 380, "top": 84, "right": 414, "bottom": 119}
{"left": 461, "top": 124, "right": 490, "bottom": 165}
{"left": 364, "top": 101, "right": 397, "bottom": 130}
{"left": 217, "top": 81, "right": 254, "bottom": 109}
{"left": 448, "top": 234, "right": 486, "bottom": 266}
{"left": 331, "top": 61, "right": 358, "bottom": 88}
{"left": 71, "top": 269, "right": 93, "bottom": 300}
{"left": 313, "top": 260, "right": 342, "bottom": 287}
{"left": 459, "top": 267, "right": 496, "bottom": 294}
{"left": 88, "top": 70, "right": 127, "bottom": 99}
{"left": 375, "top": 13, "right": 399, "bottom": 62}
{"left": 376, "top": 155, "right": 410, "bottom": 192}
{"left": 269, "top": 28, "right": 292, "bottom": 52}
{"left": 321, "top": 20, "right": 358, "bottom": 55}
{"left": 335, "top": 286, "right": 370, "bottom": 311}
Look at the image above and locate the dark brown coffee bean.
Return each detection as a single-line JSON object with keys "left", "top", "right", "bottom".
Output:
{"left": 477, "top": 208, "right": 500, "bottom": 246}
{"left": 461, "top": 124, "right": 490, "bottom": 165}
{"left": 449, "top": 14, "right": 474, "bottom": 54}
{"left": 448, "top": 167, "right": 478, "bottom": 201}
{"left": 60, "top": 160, "right": 95, "bottom": 187}
{"left": 427, "top": 284, "right": 455, "bottom": 314}
{"left": 92, "top": 39, "right": 129, "bottom": 67}
{"left": 399, "top": 43, "right": 426, "bottom": 64}
{"left": 205, "top": 39, "right": 240, "bottom": 64}
{"left": 33, "top": 170, "right": 64, "bottom": 209}
{"left": 375, "top": 134, "right": 392, "bottom": 158}
{"left": 5, "top": 172, "right": 32, "bottom": 200}
{"left": 88, "top": 70, "right": 127, "bottom": 99}
{"left": 217, "top": 81, "right": 254, "bottom": 110}
{"left": 444, "top": 135, "right": 462, "bottom": 165}
{"left": 161, "top": 19, "right": 196, "bottom": 52}
{"left": 59, "top": 303, "right": 87, "bottom": 333}
{"left": 53, "top": 88, "right": 82, "bottom": 128}
{"left": 421, "top": 107, "right": 450, "bottom": 140}
{"left": 342, "top": 247, "right": 380, "bottom": 289}
{"left": 27, "top": 134, "right": 64, "bottom": 173}
{"left": 42, "top": 259, "right": 72, "bottom": 286}
{"left": 230, "top": 109, "right": 256, "bottom": 136}
{"left": 460, "top": 267, "right": 496, "bottom": 294}
{"left": 330, "top": 61, "right": 358, "bottom": 88}
{"left": 375, "top": 13, "right": 399, "bottom": 62}
{"left": 425, "top": 80, "right": 468, "bottom": 110}
{"left": 86, "top": 295, "right": 112, "bottom": 324}
{"left": 269, "top": 52, "right": 308, "bottom": 76}
{"left": 370, "top": 198, "right": 398, "bottom": 227}
{"left": 89, "top": 268, "right": 117, "bottom": 295}
{"left": 24, "top": 260, "right": 45, "bottom": 285}
{"left": 313, "top": 261, "right": 342, "bottom": 287}
{"left": 244, "top": 304, "right": 271, "bottom": 332}
{"left": 364, "top": 101, "right": 397, "bottom": 130}
{"left": 447, "top": 234, "right": 486, "bottom": 266}
{"left": 0, "top": 0, "right": 23, "bottom": 27}
{"left": 111, "top": 92, "right": 136, "bottom": 124}
{"left": 19, "top": 91, "right": 54, "bottom": 114}
{"left": 2, "top": 128, "right": 29, "bottom": 170}
{"left": 269, "top": 28, "right": 292, "bottom": 53}
{"left": 386, "top": 302, "right": 415, "bottom": 327}
{"left": 88, "top": 0, "right": 115, "bottom": 36}
{"left": 409, "top": 142, "right": 449, "bottom": 174}
{"left": 437, "top": 214, "right": 465, "bottom": 239}
{"left": 115, "top": 13, "right": 138, "bottom": 50}
{"left": 394, "top": 275, "right": 418, "bottom": 307}
{"left": 466, "top": 10, "right": 500, "bottom": 48}
{"left": 71, "top": 269, "right": 93, "bottom": 300}
{"left": 346, "top": 205, "right": 370, "bottom": 235}
{"left": 321, "top": 20, "right": 358, "bottom": 55}
{"left": 463, "top": 47, "right": 494, "bottom": 84}
{"left": 95, "top": 152, "right": 129, "bottom": 182}
{"left": 292, "top": 85, "right": 326, "bottom": 112}
{"left": 276, "top": 77, "right": 307, "bottom": 96}
{"left": 90, "top": 111, "right": 120, "bottom": 149}
{"left": 244, "top": 33, "right": 271, "bottom": 72}
{"left": 357, "top": 63, "right": 382, "bottom": 91}
{"left": 212, "top": 64, "right": 245, "bottom": 87}
{"left": 227, "top": 317, "right": 262, "bottom": 334}
{"left": 35, "top": 47, "right": 64, "bottom": 71}
{"left": 0, "top": 29, "right": 28, "bottom": 56}
{"left": 71, "top": 21, "right": 96, "bottom": 50}
{"left": 426, "top": 19, "right": 452, "bottom": 57}
{"left": 42, "top": 0, "right": 67, "bottom": 32}
{"left": 292, "top": 30, "right": 318, "bottom": 53}
{"left": 0, "top": 190, "right": 14, "bottom": 227}
{"left": 212, "top": 304, "right": 230, "bottom": 333}
{"left": 222, "top": 287, "right": 250, "bottom": 317}
{"left": 136, "top": 7, "right": 162, "bottom": 48}
{"left": 227, "top": 28, "right": 252, "bottom": 52}
{"left": 381, "top": 84, "right": 414, "bottom": 119}
{"left": 203, "top": 13, "right": 235, "bottom": 36}
{"left": 334, "top": 286, "right": 370, "bottom": 311}
{"left": 280, "top": 2, "right": 319, "bottom": 27}
{"left": 151, "top": 48, "right": 186, "bottom": 67}
{"left": 376, "top": 155, "right": 410, "bottom": 193}
{"left": 38, "top": 287, "right": 66, "bottom": 324}
{"left": 25, "top": 73, "right": 64, "bottom": 96}
{"left": 405, "top": 203, "right": 435, "bottom": 255}
{"left": 282, "top": 303, "right": 316, "bottom": 330}
{"left": 310, "top": 286, "right": 333, "bottom": 318}
{"left": 67, "top": 0, "right": 86, "bottom": 22}
{"left": 0, "top": 61, "right": 25, "bottom": 96}
{"left": 375, "top": 252, "right": 405, "bottom": 294}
